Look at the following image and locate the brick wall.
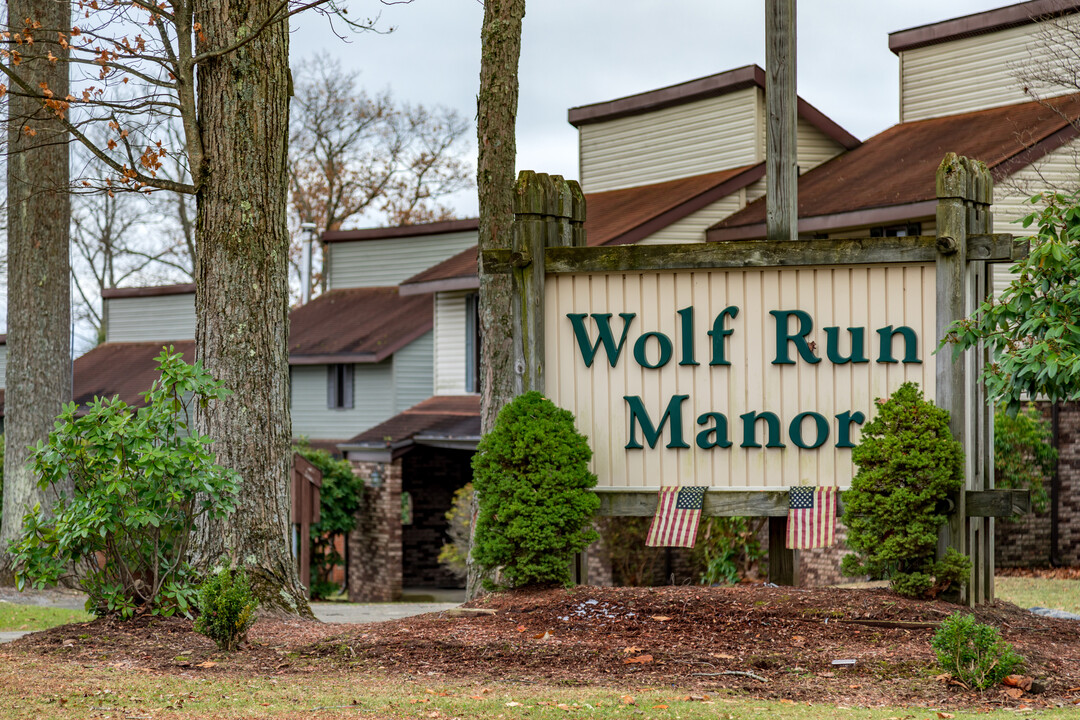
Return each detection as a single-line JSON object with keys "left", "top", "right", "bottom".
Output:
{"left": 346, "top": 459, "right": 403, "bottom": 602}
{"left": 996, "top": 401, "right": 1080, "bottom": 567}
{"left": 401, "top": 447, "right": 473, "bottom": 589}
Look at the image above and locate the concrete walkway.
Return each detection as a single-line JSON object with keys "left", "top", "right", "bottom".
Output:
{"left": 0, "top": 587, "right": 463, "bottom": 644}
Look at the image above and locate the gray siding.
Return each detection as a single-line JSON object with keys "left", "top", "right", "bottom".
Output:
{"left": 393, "top": 330, "right": 434, "bottom": 413}
{"left": 290, "top": 361, "right": 394, "bottom": 441}
{"left": 105, "top": 294, "right": 196, "bottom": 343}
{"left": 0, "top": 343, "right": 6, "bottom": 389}
{"left": 327, "top": 231, "right": 478, "bottom": 290}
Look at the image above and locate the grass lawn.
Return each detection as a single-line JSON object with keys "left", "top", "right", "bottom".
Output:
{"left": 0, "top": 657, "right": 1075, "bottom": 720}
{"left": 995, "top": 577, "right": 1080, "bottom": 614}
{"left": 0, "top": 601, "right": 91, "bottom": 632}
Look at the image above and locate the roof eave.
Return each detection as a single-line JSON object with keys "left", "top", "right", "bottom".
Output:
{"left": 399, "top": 276, "right": 479, "bottom": 296}
{"left": 600, "top": 164, "right": 767, "bottom": 246}
{"left": 888, "top": 0, "right": 1080, "bottom": 55}
{"left": 707, "top": 200, "right": 939, "bottom": 242}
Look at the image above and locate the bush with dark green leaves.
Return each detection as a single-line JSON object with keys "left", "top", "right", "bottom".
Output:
{"left": 9, "top": 348, "right": 238, "bottom": 618}
{"left": 293, "top": 440, "right": 364, "bottom": 599}
{"left": 194, "top": 563, "right": 258, "bottom": 652}
{"left": 931, "top": 612, "right": 1024, "bottom": 689}
{"left": 995, "top": 403, "right": 1057, "bottom": 514}
{"left": 472, "top": 392, "right": 600, "bottom": 589}
{"left": 841, "top": 382, "right": 970, "bottom": 599}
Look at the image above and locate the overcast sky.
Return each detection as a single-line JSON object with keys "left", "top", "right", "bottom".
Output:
{"left": 291, "top": 0, "right": 1017, "bottom": 221}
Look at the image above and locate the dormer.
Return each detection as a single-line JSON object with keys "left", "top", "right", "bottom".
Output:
{"left": 890, "top": 0, "right": 1080, "bottom": 122}
{"left": 101, "top": 283, "right": 195, "bottom": 343}
{"left": 568, "top": 65, "right": 858, "bottom": 194}
{"left": 323, "top": 219, "right": 478, "bottom": 291}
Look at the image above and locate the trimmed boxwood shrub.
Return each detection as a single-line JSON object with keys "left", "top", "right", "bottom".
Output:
{"left": 471, "top": 392, "right": 599, "bottom": 589}
{"left": 841, "top": 381, "right": 970, "bottom": 599}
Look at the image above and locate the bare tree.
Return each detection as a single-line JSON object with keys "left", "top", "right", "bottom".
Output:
{"left": 288, "top": 53, "right": 471, "bottom": 299}
{"left": 469, "top": 0, "right": 525, "bottom": 598}
{"left": 0, "top": 0, "right": 379, "bottom": 613}
{"left": 1, "top": 0, "right": 72, "bottom": 580}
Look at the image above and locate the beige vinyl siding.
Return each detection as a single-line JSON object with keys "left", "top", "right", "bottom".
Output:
{"left": 990, "top": 140, "right": 1080, "bottom": 296}
{"left": 434, "top": 291, "right": 469, "bottom": 395}
{"left": 639, "top": 195, "right": 745, "bottom": 245}
{"left": 546, "top": 265, "right": 935, "bottom": 490}
{"left": 393, "top": 330, "right": 434, "bottom": 412}
{"left": 756, "top": 95, "right": 847, "bottom": 172}
{"left": 327, "top": 230, "right": 477, "bottom": 290}
{"left": 579, "top": 88, "right": 759, "bottom": 193}
{"left": 105, "top": 293, "right": 196, "bottom": 343}
{"left": 899, "top": 21, "right": 1072, "bottom": 122}
{"left": 290, "top": 362, "right": 394, "bottom": 441}
{"left": 0, "top": 343, "right": 6, "bottom": 389}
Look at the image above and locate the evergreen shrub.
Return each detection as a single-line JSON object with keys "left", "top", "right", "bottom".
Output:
{"left": 841, "top": 382, "right": 970, "bottom": 599}
{"left": 471, "top": 392, "right": 599, "bottom": 589}
{"left": 9, "top": 349, "right": 238, "bottom": 617}
{"left": 194, "top": 562, "right": 258, "bottom": 652}
{"left": 931, "top": 612, "right": 1023, "bottom": 689}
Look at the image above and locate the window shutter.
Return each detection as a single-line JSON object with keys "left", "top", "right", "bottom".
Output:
{"left": 342, "top": 364, "right": 354, "bottom": 409}
{"left": 327, "top": 365, "right": 337, "bottom": 408}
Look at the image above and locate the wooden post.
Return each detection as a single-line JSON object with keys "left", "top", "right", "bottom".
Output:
{"left": 935, "top": 153, "right": 994, "bottom": 605}
{"left": 766, "top": 0, "right": 799, "bottom": 586}
{"left": 511, "top": 171, "right": 585, "bottom": 395}
{"left": 766, "top": 0, "right": 798, "bottom": 243}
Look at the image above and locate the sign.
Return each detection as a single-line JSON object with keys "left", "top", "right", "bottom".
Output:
{"left": 545, "top": 264, "right": 935, "bottom": 490}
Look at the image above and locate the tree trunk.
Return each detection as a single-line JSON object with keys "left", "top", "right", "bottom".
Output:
{"left": 469, "top": 0, "right": 526, "bottom": 599}
{"left": 0, "top": 0, "right": 72, "bottom": 576}
{"left": 191, "top": 0, "right": 310, "bottom": 617}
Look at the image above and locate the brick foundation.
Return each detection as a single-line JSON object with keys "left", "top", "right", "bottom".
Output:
{"left": 996, "top": 401, "right": 1080, "bottom": 567}
{"left": 346, "top": 459, "right": 403, "bottom": 602}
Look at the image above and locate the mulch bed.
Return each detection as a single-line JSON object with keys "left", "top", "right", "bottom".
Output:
{"left": 8, "top": 585, "right": 1080, "bottom": 710}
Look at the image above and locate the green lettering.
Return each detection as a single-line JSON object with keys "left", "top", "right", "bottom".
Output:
{"left": 677, "top": 306, "right": 698, "bottom": 366}
{"left": 708, "top": 306, "right": 739, "bottom": 366}
{"left": 625, "top": 395, "right": 690, "bottom": 449}
{"left": 771, "top": 310, "right": 820, "bottom": 365}
{"left": 876, "top": 325, "right": 920, "bottom": 364}
{"left": 696, "top": 412, "right": 732, "bottom": 449}
{"left": 835, "top": 410, "right": 866, "bottom": 448}
{"left": 789, "top": 412, "right": 829, "bottom": 449}
{"left": 740, "top": 411, "right": 785, "bottom": 448}
{"left": 824, "top": 327, "right": 868, "bottom": 364}
{"left": 567, "top": 312, "right": 635, "bottom": 368}
{"left": 633, "top": 332, "right": 673, "bottom": 369}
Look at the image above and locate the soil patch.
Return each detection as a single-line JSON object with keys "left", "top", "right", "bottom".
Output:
{"left": 7, "top": 585, "right": 1080, "bottom": 710}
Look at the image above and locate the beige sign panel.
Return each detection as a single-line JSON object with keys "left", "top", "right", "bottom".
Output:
{"left": 545, "top": 264, "right": 936, "bottom": 490}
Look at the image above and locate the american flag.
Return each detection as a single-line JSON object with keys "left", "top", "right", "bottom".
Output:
{"left": 786, "top": 486, "right": 837, "bottom": 549}
{"left": 646, "top": 486, "right": 707, "bottom": 548}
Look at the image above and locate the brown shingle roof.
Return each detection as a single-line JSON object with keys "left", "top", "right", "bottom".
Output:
{"left": 889, "top": 0, "right": 1080, "bottom": 54}
{"left": 567, "top": 65, "right": 860, "bottom": 151}
{"left": 398, "top": 166, "right": 767, "bottom": 294}
{"left": 343, "top": 395, "right": 481, "bottom": 448}
{"left": 586, "top": 165, "right": 763, "bottom": 246}
{"left": 73, "top": 341, "right": 196, "bottom": 409}
{"left": 322, "top": 218, "right": 478, "bottom": 244}
{"left": 709, "top": 95, "right": 1080, "bottom": 240}
{"left": 289, "top": 287, "right": 433, "bottom": 364}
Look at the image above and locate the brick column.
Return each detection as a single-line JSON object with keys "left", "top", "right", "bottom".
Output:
{"left": 346, "top": 458, "right": 403, "bottom": 602}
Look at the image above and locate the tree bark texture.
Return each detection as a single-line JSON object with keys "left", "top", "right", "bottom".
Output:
{"left": 470, "top": 0, "right": 525, "bottom": 599}
{"left": 0, "top": 0, "right": 72, "bottom": 574}
{"left": 191, "top": 1, "right": 310, "bottom": 617}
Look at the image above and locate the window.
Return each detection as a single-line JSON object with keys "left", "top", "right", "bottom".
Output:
{"left": 326, "top": 363, "right": 354, "bottom": 409}
{"left": 465, "top": 293, "right": 481, "bottom": 393}
{"left": 870, "top": 222, "right": 921, "bottom": 238}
